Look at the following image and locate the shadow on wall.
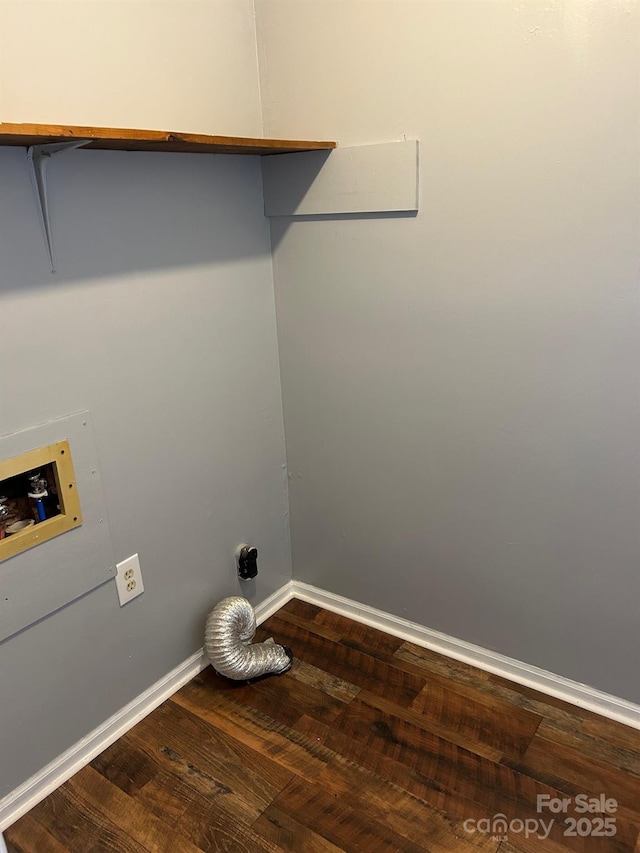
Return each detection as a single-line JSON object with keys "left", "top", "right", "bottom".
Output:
{"left": 0, "top": 146, "right": 270, "bottom": 292}
{"left": 269, "top": 209, "right": 417, "bottom": 251}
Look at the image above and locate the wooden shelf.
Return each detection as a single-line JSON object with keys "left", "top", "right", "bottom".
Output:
{"left": 5, "top": 122, "right": 336, "bottom": 272}
{"left": 0, "top": 123, "right": 336, "bottom": 156}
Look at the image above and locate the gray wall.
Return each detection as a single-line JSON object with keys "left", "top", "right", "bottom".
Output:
{"left": 260, "top": 1, "right": 640, "bottom": 702}
{"left": 0, "top": 0, "right": 263, "bottom": 136}
{"left": 0, "top": 146, "right": 291, "bottom": 794}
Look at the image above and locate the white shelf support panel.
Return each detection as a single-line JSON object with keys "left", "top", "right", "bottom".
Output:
{"left": 261, "top": 139, "right": 419, "bottom": 217}
{"left": 27, "top": 140, "right": 90, "bottom": 273}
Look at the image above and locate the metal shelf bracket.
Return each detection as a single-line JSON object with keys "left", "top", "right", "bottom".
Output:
{"left": 27, "top": 140, "right": 90, "bottom": 273}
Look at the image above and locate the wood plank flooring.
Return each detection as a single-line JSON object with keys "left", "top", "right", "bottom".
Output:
{"left": 5, "top": 599, "right": 640, "bottom": 852}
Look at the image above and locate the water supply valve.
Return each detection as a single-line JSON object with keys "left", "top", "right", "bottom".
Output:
{"left": 236, "top": 544, "right": 258, "bottom": 580}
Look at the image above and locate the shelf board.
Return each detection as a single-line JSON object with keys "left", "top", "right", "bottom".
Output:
{"left": 0, "top": 123, "right": 336, "bottom": 156}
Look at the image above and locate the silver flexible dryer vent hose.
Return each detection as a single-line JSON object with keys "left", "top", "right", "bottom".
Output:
{"left": 205, "top": 596, "right": 293, "bottom": 681}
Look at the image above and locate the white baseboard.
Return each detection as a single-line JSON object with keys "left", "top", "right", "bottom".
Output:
{"left": 291, "top": 580, "right": 640, "bottom": 731}
{"left": 255, "top": 580, "right": 295, "bottom": 623}
{"left": 3, "top": 577, "right": 638, "bottom": 835}
{"left": 0, "top": 581, "right": 294, "bottom": 832}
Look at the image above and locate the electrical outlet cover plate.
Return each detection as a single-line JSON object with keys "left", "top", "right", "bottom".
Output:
{"left": 115, "top": 553, "right": 144, "bottom": 606}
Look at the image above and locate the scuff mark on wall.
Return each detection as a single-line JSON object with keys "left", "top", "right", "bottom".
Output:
{"left": 514, "top": 0, "right": 636, "bottom": 61}
{"left": 557, "top": 0, "right": 636, "bottom": 66}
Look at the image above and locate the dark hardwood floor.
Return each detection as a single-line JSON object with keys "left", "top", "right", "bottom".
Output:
{"left": 5, "top": 599, "right": 640, "bottom": 852}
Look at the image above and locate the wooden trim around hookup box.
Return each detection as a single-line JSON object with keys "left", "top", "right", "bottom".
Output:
{"left": 0, "top": 440, "right": 82, "bottom": 562}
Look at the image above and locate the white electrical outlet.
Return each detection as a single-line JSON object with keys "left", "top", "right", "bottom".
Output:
{"left": 115, "top": 553, "right": 144, "bottom": 606}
